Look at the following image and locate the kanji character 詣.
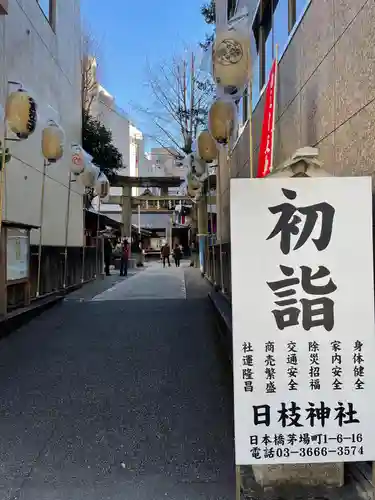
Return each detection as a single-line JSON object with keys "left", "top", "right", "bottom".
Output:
{"left": 267, "top": 265, "right": 337, "bottom": 331}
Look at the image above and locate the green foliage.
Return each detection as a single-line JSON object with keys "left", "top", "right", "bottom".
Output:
{"left": 82, "top": 110, "right": 123, "bottom": 207}
{"left": 201, "top": 0, "right": 215, "bottom": 24}
{"left": 82, "top": 110, "right": 123, "bottom": 182}
{"left": 200, "top": 0, "right": 215, "bottom": 50}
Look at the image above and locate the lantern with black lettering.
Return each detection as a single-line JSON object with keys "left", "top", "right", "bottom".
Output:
{"left": 6, "top": 89, "right": 38, "bottom": 139}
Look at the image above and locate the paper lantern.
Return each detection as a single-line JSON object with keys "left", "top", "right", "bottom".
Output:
{"left": 95, "top": 172, "right": 110, "bottom": 199}
{"left": 191, "top": 153, "right": 206, "bottom": 177}
{"left": 212, "top": 29, "right": 250, "bottom": 89}
{"left": 197, "top": 130, "right": 217, "bottom": 163}
{"left": 208, "top": 98, "right": 236, "bottom": 145}
{"left": 6, "top": 89, "right": 37, "bottom": 139}
{"left": 70, "top": 144, "right": 89, "bottom": 175}
{"left": 187, "top": 171, "right": 200, "bottom": 198}
{"left": 79, "top": 162, "right": 100, "bottom": 188}
{"left": 42, "top": 121, "right": 64, "bottom": 162}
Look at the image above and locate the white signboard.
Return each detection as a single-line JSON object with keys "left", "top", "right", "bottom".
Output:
{"left": 7, "top": 228, "right": 29, "bottom": 281}
{"left": 230, "top": 177, "right": 375, "bottom": 465}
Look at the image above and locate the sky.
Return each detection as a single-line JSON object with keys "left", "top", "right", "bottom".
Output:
{"left": 81, "top": 0, "right": 211, "bottom": 137}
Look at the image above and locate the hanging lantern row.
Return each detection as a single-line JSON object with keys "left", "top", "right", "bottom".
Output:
{"left": 3, "top": 89, "right": 111, "bottom": 197}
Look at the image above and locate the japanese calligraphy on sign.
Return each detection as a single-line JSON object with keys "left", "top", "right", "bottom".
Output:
{"left": 230, "top": 177, "right": 375, "bottom": 465}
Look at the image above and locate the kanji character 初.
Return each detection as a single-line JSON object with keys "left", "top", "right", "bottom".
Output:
{"left": 267, "top": 265, "right": 336, "bottom": 331}
{"left": 266, "top": 188, "right": 335, "bottom": 255}
{"left": 278, "top": 402, "right": 303, "bottom": 428}
{"left": 334, "top": 402, "right": 360, "bottom": 426}
{"left": 305, "top": 402, "right": 331, "bottom": 427}
{"left": 253, "top": 405, "right": 271, "bottom": 426}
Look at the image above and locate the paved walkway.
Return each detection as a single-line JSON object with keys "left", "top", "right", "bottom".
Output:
{"left": 0, "top": 262, "right": 235, "bottom": 500}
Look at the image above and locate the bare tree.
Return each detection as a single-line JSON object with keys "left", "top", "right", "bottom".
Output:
{"left": 81, "top": 30, "right": 100, "bottom": 115}
{"left": 134, "top": 53, "right": 215, "bottom": 158}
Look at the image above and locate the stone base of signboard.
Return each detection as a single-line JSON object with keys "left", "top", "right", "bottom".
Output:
{"left": 250, "top": 463, "right": 344, "bottom": 488}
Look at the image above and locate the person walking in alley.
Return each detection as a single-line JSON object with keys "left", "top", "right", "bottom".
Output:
{"left": 161, "top": 242, "right": 171, "bottom": 267}
{"left": 120, "top": 238, "right": 129, "bottom": 277}
{"left": 173, "top": 243, "right": 182, "bottom": 267}
{"left": 103, "top": 236, "right": 113, "bottom": 276}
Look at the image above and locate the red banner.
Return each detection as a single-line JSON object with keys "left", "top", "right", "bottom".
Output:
{"left": 257, "top": 59, "right": 278, "bottom": 178}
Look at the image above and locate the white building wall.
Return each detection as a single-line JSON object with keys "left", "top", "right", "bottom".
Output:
{"left": 92, "top": 87, "right": 130, "bottom": 174}
{"left": 1, "top": 0, "right": 83, "bottom": 247}
{"left": 91, "top": 87, "right": 130, "bottom": 206}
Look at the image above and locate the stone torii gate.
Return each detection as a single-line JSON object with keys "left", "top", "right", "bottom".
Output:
{"left": 104, "top": 175, "right": 184, "bottom": 237}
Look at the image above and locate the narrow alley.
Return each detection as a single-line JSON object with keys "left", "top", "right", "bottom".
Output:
{"left": 0, "top": 263, "right": 235, "bottom": 500}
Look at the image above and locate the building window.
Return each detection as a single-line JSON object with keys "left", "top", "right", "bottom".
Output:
{"left": 37, "top": 0, "right": 55, "bottom": 28}
{"left": 252, "top": 0, "right": 310, "bottom": 98}
{"left": 227, "top": 0, "right": 237, "bottom": 20}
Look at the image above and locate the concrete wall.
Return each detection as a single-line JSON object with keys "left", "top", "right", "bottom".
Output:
{"left": 93, "top": 88, "right": 130, "bottom": 173}
{"left": 221, "top": 0, "right": 375, "bottom": 243}
{"left": 0, "top": 0, "right": 83, "bottom": 247}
